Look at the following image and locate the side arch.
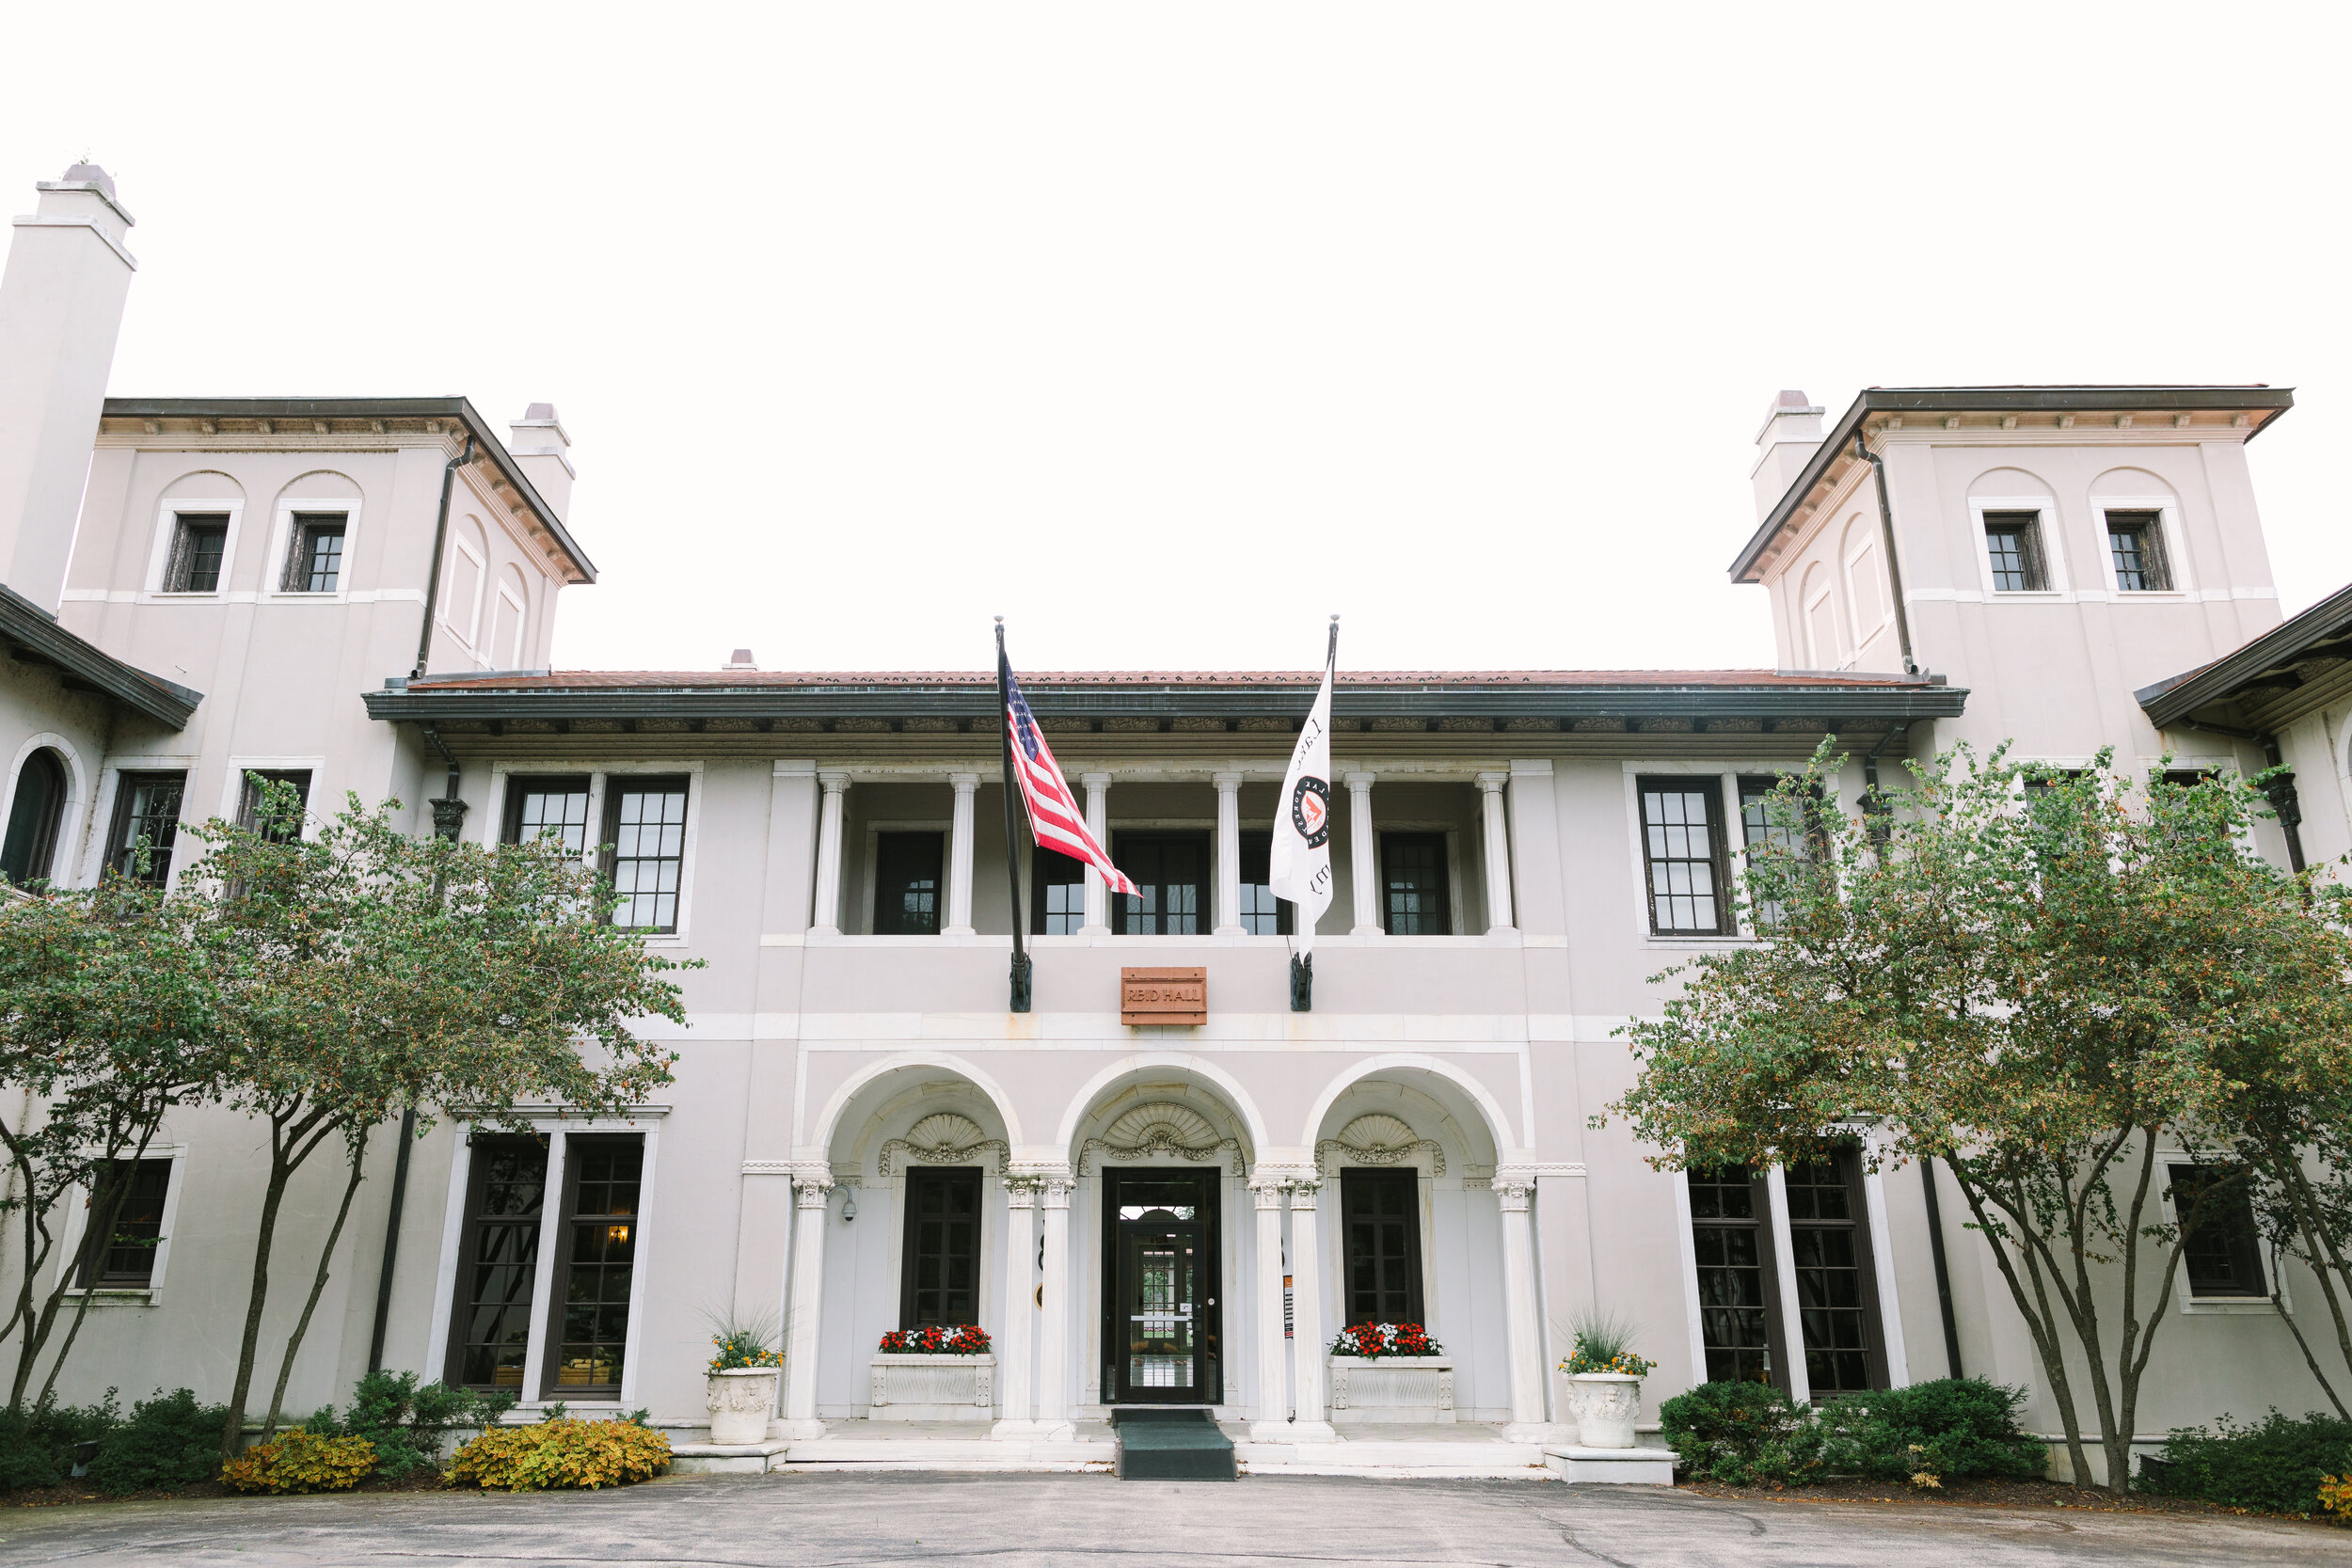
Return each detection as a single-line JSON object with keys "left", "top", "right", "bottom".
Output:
{"left": 1299, "top": 1052, "right": 1524, "bottom": 1157}
{"left": 1051, "top": 1052, "right": 1271, "bottom": 1157}
{"left": 802, "top": 1050, "right": 1025, "bottom": 1154}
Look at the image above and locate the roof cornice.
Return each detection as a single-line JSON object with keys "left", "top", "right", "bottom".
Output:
{"left": 0, "top": 583, "right": 200, "bottom": 729}
{"left": 2137, "top": 578, "right": 2352, "bottom": 732}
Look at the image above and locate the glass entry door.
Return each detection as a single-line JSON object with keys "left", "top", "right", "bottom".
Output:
{"left": 1103, "top": 1169, "right": 1220, "bottom": 1403}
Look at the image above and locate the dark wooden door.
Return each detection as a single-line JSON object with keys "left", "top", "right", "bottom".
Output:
{"left": 1103, "top": 1169, "right": 1221, "bottom": 1403}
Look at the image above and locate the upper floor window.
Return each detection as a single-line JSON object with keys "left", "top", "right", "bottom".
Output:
{"left": 1379, "top": 832, "right": 1451, "bottom": 935}
{"left": 1114, "top": 831, "right": 1206, "bottom": 935}
{"left": 1235, "top": 831, "right": 1292, "bottom": 936}
{"left": 105, "top": 769, "right": 187, "bottom": 887}
{"left": 73, "top": 1157, "right": 173, "bottom": 1289}
{"left": 602, "top": 777, "right": 690, "bottom": 933}
{"left": 1, "top": 749, "right": 68, "bottom": 887}
{"left": 502, "top": 775, "right": 593, "bottom": 856}
{"left": 163, "top": 513, "right": 230, "bottom": 594}
{"left": 875, "top": 832, "right": 944, "bottom": 935}
{"left": 1737, "top": 774, "right": 1818, "bottom": 928}
{"left": 1982, "top": 510, "right": 2048, "bottom": 593}
{"left": 1032, "top": 847, "right": 1086, "bottom": 935}
{"left": 236, "top": 768, "right": 312, "bottom": 844}
{"left": 2106, "top": 511, "right": 2173, "bottom": 593}
{"left": 280, "top": 513, "right": 347, "bottom": 593}
{"left": 2169, "top": 1164, "right": 2266, "bottom": 1298}
{"left": 1639, "top": 777, "right": 1729, "bottom": 935}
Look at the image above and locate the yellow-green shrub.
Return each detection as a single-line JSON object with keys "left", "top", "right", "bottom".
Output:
{"left": 446, "top": 1418, "right": 668, "bottom": 1492}
{"left": 220, "top": 1429, "right": 377, "bottom": 1495}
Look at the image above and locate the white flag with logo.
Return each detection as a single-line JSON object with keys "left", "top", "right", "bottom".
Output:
{"left": 1269, "top": 621, "right": 1338, "bottom": 954}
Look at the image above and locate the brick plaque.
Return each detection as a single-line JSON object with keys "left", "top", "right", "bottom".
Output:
{"left": 1120, "top": 967, "right": 1207, "bottom": 1027}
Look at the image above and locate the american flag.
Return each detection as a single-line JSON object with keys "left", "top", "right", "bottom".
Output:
{"left": 1004, "top": 668, "right": 1138, "bottom": 898}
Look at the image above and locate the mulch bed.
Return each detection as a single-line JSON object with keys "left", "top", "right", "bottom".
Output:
{"left": 1678, "top": 1474, "right": 2338, "bottom": 1524}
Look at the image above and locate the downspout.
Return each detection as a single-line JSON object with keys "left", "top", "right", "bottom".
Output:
{"left": 411, "top": 435, "right": 475, "bottom": 680}
{"left": 2259, "top": 733, "right": 2307, "bottom": 874}
{"left": 1853, "top": 431, "right": 1920, "bottom": 677}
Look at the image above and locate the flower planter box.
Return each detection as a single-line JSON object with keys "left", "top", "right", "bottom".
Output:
{"left": 1565, "top": 1372, "right": 1642, "bottom": 1449}
{"left": 706, "top": 1367, "right": 781, "bottom": 1445}
{"left": 1327, "top": 1354, "right": 1455, "bottom": 1424}
{"left": 868, "top": 1352, "right": 996, "bottom": 1420}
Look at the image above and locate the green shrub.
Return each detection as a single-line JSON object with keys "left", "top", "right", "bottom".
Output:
{"left": 446, "top": 1418, "right": 669, "bottom": 1491}
{"left": 86, "top": 1388, "right": 227, "bottom": 1497}
{"left": 300, "top": 1370, "right": 516, "bottom": 1481}
{"left": 0, "top": 1391, "right": 121, "bottom": 1491}
{"left": 1659, "top": 1381, "right": 1824, "bottom": 1487}
{"left": 1818, "top": 1378, "right": 2047, "bottom": 1484}
{"left": 220, "top": 1429, "right": 376, "bottom": 1495}
{"left": 2142, "top": 1411, "right": 2352, "bottom": 1515}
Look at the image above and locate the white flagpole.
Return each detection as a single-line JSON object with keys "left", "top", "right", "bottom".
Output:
{"left": 1269, "top": 616, "right": 1338, "bottom": 962}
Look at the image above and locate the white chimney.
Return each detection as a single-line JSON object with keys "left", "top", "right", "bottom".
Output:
{"left": 507, "top": 402, "right": 573, "bottom": 522}
{"left": 0, "top": 164, "right": 136, "bottom": 612}
{"left": 725, "top": 648, "right": 758, "bottom": 672}
{"left": 1750, "top": 388, "right": 1825, "bottom": 524}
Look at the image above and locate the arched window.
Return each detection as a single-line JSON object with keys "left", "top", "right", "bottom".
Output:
{"left": 1, "top": 750, "right": 68, "bottom": 887}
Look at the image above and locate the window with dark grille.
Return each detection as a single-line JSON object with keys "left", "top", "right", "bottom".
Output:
{"left": 546, "top": 1136, "right": 642, "bottom": 1396}
{"left": 236, "top": 769, "right": 312, "bottom": 845}
{"left": 1032, "top": 847, "right": 1087, "bottom": 935}
{"left": 502, "top": 775, "right": 593, "bottom": 854}
{"left": 1737, "top": 775, "right": 1820, "bottom": 929}
{"left": 1688, "top": 1165, "right": 1780, "bottom": 1386}
{"left": 1379, "top": 832, "right": 1451, "bottom": 935}
{"left": 104, "top": 770, "right": 187, "bottom": 887}
{"left": 164, "top": 513, "right": 230, "bottom": 593}
{"left": 2170, "top": 1164, "right": 2267, "bottom": 1298}
{"left": 601, "top": 776, "right": 690, "bottom": 932}
{"left": 448, "top": 1136, "right": 548, "bottom": 1389}
{"left": 875, "top": 832, "right": 945, "bottom": 935}
{"left": 1114, "top": 831, "right": 1208, "bottom": 935}
{"left": 1341, "top": 1168, "right": 1423, "bottom": 1323}
{"left": 1785, "top": 1155, "right": 1883, "bottom": 1396}
{"left": 2106, "top": 510, "right": 2172, "bottom": 592}
{"left": 1236, "top": 831, "right": 1293, "bottom": 936}
{"left": 899, "top": 1166, "right": 982, "bottom": 1327}
{"left": 1639, "top": 778, "right": 1729, "bottom": 935}
{"left": 281, "top": 513, "right": 347, "bottom": 593}
{"left": 1982, "top": 510, "right": 2048, "bottom": 592}
{"left": 1, "top": 748, "right": 67, "bottom": 887}
{"left": 72, "top": 1158, "right": 172, "bottom": 1288}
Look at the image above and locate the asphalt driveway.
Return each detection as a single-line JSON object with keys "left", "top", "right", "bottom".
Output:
{"left": 0, "top": 1471, "right": 2342, "bottom": 1567}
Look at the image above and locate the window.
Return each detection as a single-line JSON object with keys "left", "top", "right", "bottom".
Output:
{"left": 1235, "top": 832, "right": 1293, "bottom": 936}
{"left": 1738, "top": 774, "right": 1820, "bottom": 929}
{"left": 1688, "top": 1165, "right": 1780, "bottom": 1386}
{"left": 546, "top": 1136, "right": 642, "bottom": 1396}
{"left": 1639, "top": 777, "right": 1729, "bottom": 935}
{"left": 447, "top": 1136, "right": 548, "bottom": 1389}
{"left": 104, "top": 770, "right": 187, "bottom": 887}
{"left": 72, "top": 1157, "right": 172, "bottom": 1288}
{"left": 1785, "top": 1155, "right": 1883, "bottom": 1396}
{"left": 1379, "top": 832, "right": 1451, "bottom": 935}
{"left": 502, "top": 775, "right": 593, "bottom": 855}
{"left": 874, "top": 832, "right": 945, "bottom": 935}
{"left": 280, "top": 513, "right": 346, "bottom": 593}
{"left": 235, "top": 768, "right": 311, "bottom": 844}
{"left": 2106, "top": 510, "right": 2173, "bottom": 593}
{"left": 1, "top": 749, "right": 67, "bottom": 887}
{"left": 1113, "top": 831, "right": 1207, "bottom": 935}
{"left": 2170, "top": 1165, "right": 2266, "bottom": 1298}
{"left": 601, "top": 776, "right": 689, "bottom": 932}
{"left": 1032, "top": 847, "right": 1087, "bottom": 935}
{"left": 1983, "top": 510, "right": 2048, "bottom": 593}
{"left": 163, "top": 513, "right": 230, "bottom": 593}
{"left": 898, "top": 1166, "right": 982, "bottom": 1327}
{"left": 1341, "top": 1168, "right": 1423, "bottom": 1324}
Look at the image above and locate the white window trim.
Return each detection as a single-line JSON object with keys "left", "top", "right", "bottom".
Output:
{"left": 216, "top": 755, "right": 327, "bottom": 838}
{"left": 83, "top": 756, "right": 200, "bottom": 888}
{"left": 1316, "top": 1145, "right": 1446, "bottom": 1344}
{"left": 859, "top": 819, "right": 951, "bottom": 935}
{"left": 483, "top": 761, "right": 704, "bottom": 945}
{"left": 52, "top": 1145, "right": 189, "bottom": 1306}
{"left": 1967, "top": 494, "right": 2070, "bottom": 598}
{"left": 5, "top": 732, "right": 89, "bottom": 890}
{"left": 142, "top": 498, "right": 246, "bottom": 599}
{"left": 440, "top": 528, "right": 488, "bottom": 655}
{"left": 1620, "top": 763, "right": 1765, "bottom": 948}
{"left": 262, "top": 495, "right": 364, "bottom": 603}
{"left": 2156, "top": 1151, "right": 2289, "bottom": 1316}
{"left": 2093, "top": 497, "right": 2194, "bottom": 598}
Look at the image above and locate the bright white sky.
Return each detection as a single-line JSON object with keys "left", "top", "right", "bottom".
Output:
{"left": 4, "top": 7, "right": 2346, "bottom": 677}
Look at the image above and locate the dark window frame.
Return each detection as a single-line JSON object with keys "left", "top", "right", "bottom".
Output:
{"left": 1982, "top": 509, "right": 2050, "bottom": 593}
{"left": 279, "top": 511, "right": 349, "bottom": 593}
{"left": 873, "top": 831, "right": 946, "bottom": 936}
{"left": 599, "top": 774, "right": 691, "bottom": 933}
{"left": 1235, "top": 831, "right": 1294, "bottom": 936}
{"left": 2106, "top": 509, "right": 2174, "bottom": 593}
{"left": 72, "top": 1157, "right": 173, "bottom": 1289}
{"left": 1, "top": 748, "right": 69, "bottom": 887}
{"left": 1378, "top": 832, "right": 1453, "bottom": 936}
{"left": 540, "top": 1133, "right": 644, "bottom": 1400}
{"left": 898, "top": 1165, "right": 984, "bottom": 1328}
{"left": 1687, "top": 1164, "right": 1788, "bottom": 1390}
{"left": 235, "top": 768, "right": 313, "bottom": 845}
{"left": 445, "top": 1133, "right": 551, "bottom": 1391}
{"left": 1783, "top": 1150, "right": 1888, "bottom": 1397}
{"left": 1340, "top": 1167, "right": 1425, "bottom": 1325}
{"left": 2169, "top": 1164, "right": 2267, "bottom": 1299}
{"left": 501, "top": 774, "right": 595, "bottom": 855}
{"left": 1111, "top": 830, "right": 1210, "bottom": 936}
{"left": 1638, "top": 776, "right": 1734, "bottom": 936}
{"left": 1736, "top": 774, "right": 1824, "bottom": 929}
{"left": 104, "top": 769, "right": 188, "bottom": 887}
{"left": 163, "top": 512, "right": 230, "bottom": 594}
{"left": 1032, "top": 846, "right": 1088, "bottom": 935}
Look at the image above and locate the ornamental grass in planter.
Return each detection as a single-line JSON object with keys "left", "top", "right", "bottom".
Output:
{"left": 1559, "top": 1317, "right": 1656, "bottom": 1449}
{"left": 705, "top": 1309, "right": 785, "bottom": 1445}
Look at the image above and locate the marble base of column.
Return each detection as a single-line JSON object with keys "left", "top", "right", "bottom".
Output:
{"left": 1502, "top": 1421, "right": 1563, "bottom": 1444}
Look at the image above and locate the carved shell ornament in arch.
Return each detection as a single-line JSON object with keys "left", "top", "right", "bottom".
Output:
{"left": 878, "top": 1112, "right": 1009, "bottom": 1177}
{"left": 1316, "top": 1113, "right": 1446, "bottom": 1179}
{"left": 1078, "top": 1101, "right": 1248, "bottom": 1177}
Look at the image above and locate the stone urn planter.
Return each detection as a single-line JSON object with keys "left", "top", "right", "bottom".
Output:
{"left": 1327, "top": 1355, "right": 1456, "bottom": 1423}
{"left": 868, "top": 1353, "right": 996, "bottom": 1420}
{"left": 1565, "top": 1372, "right": 1642, "bottom": 1449}
{"left": 706, "top": 1366, "right": 781, "bottom": 1445}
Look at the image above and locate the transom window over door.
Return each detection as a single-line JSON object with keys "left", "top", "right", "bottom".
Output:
{"left": 1638, "top": 777, "right": 1730, "bottom": 935}
{"left": 602, "top": 776, "right": 690, "bottom": 932}
{"left": 1379, "top": 832, "right": 1450, "bottom": 934}
{"left": 1341, "top": 1168, "right": 1423, "bottom": 1324}
{"left": 503, "top": 775, "right": 593, "bottom": 855}
{"left": 899, "top": 1166, "right": 982, "bottom": 1327}
{"left": 1113, "top": 832, "right": 1207, "bottom": 935}
{"left": 874, "top": 832, "right": 945, "bottom": 935}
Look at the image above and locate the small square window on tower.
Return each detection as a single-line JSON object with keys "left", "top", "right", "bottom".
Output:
{"left": 280, "top": 513, "right": 348, "bottom": 593}
{"left": 2106, "top": 511, "right": 2173, "bottom": 593}
{"left": 163, "top": 513, "right": 230, "bottom": 593}
{"left": 1982, "top": 511, "right": 2049, "bottom": 593}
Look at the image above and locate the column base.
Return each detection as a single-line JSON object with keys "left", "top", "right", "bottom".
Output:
{"left": 992, "top": 1418, "right": 1057, "bottom": 1439}
{"left": 1350, "top": 926, "right": 1383, "bottom": 938}
{"left": 1274, "top": 1420, "right": 1338, "bottom": 1443}
{"left": 942, "top": 925, "right": 976, "bottom": 938}
{"left": 787, "top": 1418, "right": 828, "bottom": 1440}
{"left": 1502, "top": 1421, "right": 1565, "bottom": 1444}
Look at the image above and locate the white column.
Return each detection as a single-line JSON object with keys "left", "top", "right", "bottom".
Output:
{"left": 1248, "top": 1177, "right": 1291, "bottom": 1435}
{"left": 993, "top": 1180, "right": 1038, "bottom": 1435}
{"left": 1081, "top": 773, "right": 1112, "bottom": 934}
{"left": 945, "top": 771, "right": 978, "bottom": 936}
{"left": 1213, "top": 771, "right": 1245, "bottom": 936}
{"left": 1346, "top": 771, "right": 1380, "bottom": 936}
{"left": 1287, "top": 1181, "right": 1335, "bottom": 1440}
{"left": 784, "top": 1169, "right": 834, "bottom": 1438}
{"left": 1495, "top": 1177, "right": 1550, "bottom": 1440}
{"left": 810, "top": 771, "right": 850, "bottom": 936}
{"left": 1035, "top": 1177, "right": 1074, "bottom": 1435}
{"left": 517, "top": 1129, "right": 567, "bottom": 1403}
{"left": 1476, "top": 771, "right": 1516, "bottom": 936}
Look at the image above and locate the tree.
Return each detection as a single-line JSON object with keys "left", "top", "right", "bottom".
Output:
{"left": 1601, "top": 744, "right": 2352, "bottom": 1493}
{"left": 192, "top": 783, "right": 689, "bottom": 1458}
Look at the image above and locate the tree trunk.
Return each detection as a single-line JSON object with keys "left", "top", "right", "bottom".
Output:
{"left": 12, "top": 1157, "right": 137, "bottom": 1409}
{"left": 262, "top": 1125, "right": 373, "bottom": 1438}
{"left": 1958, "top": 1174, "right": 2093, "bottom": 1488}
{"left": 221, "top": 1135, "right": 295, "bottom": 1461}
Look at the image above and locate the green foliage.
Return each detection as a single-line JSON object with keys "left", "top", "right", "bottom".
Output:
{"left": 446, "top": 1417, "right": 670, "bottom": 1491}
{"left": 85, "top": 1388, "right": 227, "bottom": 1497}
{"left": 2142, "top": 1411, "right": 2352, "bottom": 1514}
{"left": 219, "top": 1428, "right": 376, "bottom": 1494}
{"left": 1818, "top": 1378, "right": 2047, "bottom": 1484}
{"left": 300, "top": 1370, "right": 517, "bottom": 1481}
{"left": 1659, "top": 1381, "right": 1823, "bottom": 1487}
{"left": 1560, "top": 1312, "right": 1656, "bottom": 1378}
{"left": 0, "top": 1390, "right": 120, "bottom": 1491}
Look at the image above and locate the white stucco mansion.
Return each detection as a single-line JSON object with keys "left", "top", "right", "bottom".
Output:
{"left": 3, "top": 165, "right": 2341, "bottom": 1481}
